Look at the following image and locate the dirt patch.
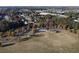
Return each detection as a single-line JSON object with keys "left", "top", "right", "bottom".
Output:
{"left": 0, "top": 30, "right": 78, "bottom": 52}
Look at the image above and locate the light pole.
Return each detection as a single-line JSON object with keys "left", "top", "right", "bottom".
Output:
{"left": 74, "top": 19, "right": 79, "bottom": 40}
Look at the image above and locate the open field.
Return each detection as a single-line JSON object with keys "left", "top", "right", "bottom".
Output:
{"left": 0, "top": 30, "right": 79, "bottom": 53}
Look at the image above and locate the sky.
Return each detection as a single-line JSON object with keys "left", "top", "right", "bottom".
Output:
{"left": 0, "top": 0, "right": 79, "bottom": 6}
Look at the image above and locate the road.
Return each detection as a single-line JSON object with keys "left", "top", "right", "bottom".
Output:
{"left": 0, "top": 30, "right": 79, "bottom": 53}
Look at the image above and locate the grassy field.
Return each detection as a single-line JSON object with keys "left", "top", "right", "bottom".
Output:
{"left": 0, "top": 30, "right": 79, "bottom": 53}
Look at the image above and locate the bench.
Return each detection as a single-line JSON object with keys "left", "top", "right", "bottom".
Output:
{"left": 0, "top": 41, "right": 15, "bottom": 47}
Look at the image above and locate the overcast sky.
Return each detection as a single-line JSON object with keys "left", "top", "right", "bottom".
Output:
{"left": 0, "top": 0, "right": 79, "bottom": 6}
